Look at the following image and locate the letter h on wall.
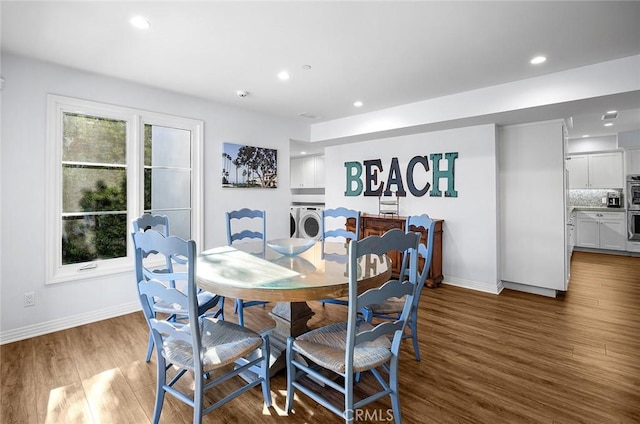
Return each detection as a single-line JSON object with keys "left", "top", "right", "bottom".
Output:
{"left": 429, "top": 152, "right": 458, "bottom": 197}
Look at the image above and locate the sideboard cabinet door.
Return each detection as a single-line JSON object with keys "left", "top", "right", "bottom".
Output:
{"left": 346, "top": 213, "right": 443, "bottom": 287}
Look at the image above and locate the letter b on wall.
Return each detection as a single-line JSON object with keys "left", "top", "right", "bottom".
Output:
{"left": 344, "top": 161, "right": 363, "bottom": 196}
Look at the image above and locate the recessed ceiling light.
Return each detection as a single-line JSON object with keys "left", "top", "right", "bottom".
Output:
{"left": 130, "top": 16, "right": 151, "bottom": 29}
{"left": 582, "top": 135, "right": 590, "bottom": 138}
{"left": 606, "top": 110, "right": 618, "bottom": 114}
{"left": 278, "top": 71, "right": 290, "bottom": 81}
{"left": 300, "top": 151, "right": 307, "bottom": 155}
{"left": 353, "top": 100, "right": 363, "bottom": 108}
{"left": 604, "top": 122, "right": 614, "bottom": 127}
{"left": 530, "top": 55, "right": 547, "bottom": 65}
{"left": 302, "top": 65, "right": 312, "bottom": 71}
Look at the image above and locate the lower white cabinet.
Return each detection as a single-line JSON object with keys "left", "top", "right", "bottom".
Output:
{"left": 576, "top": 211, "right": 626, "bottom": 251}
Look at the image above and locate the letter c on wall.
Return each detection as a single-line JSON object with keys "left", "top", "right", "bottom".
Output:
{"left": 407, "top": 155, "right": 430, "bottom": 196}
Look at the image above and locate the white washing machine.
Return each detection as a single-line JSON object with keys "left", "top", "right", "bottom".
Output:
{"left": 298, "top": 206, "right": 323, "bottom": 240}
{"left": 290, "top": 206, "right": 300, "bottom": 238}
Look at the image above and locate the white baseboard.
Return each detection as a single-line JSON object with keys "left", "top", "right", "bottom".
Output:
{"left": 0, "top": 301, "right": 141, "bottom": 345}
{"left": 501, "top": 281, "right": 558, "bottom": 298}
{"left": 442, "top": 276, "right": 501, "bottom": 295}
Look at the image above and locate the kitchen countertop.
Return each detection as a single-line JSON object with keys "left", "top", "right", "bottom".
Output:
{"left": 570, "top": 206, "right": 625, "bottom": 213}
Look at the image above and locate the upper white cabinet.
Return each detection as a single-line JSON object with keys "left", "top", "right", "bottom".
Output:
{"left": 291, "top": 156, "right": 325, "bottom": 188}
{"left": 567, "top": 155, "right": 589, "bottom": 189}
{"left": 567, "top": 152, "right": 624, "bottom": 189}
{"left": 625, "top": 148, "right": 640, "bottom": 174}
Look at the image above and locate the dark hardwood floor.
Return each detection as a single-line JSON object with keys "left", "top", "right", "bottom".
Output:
{"left": 1, "top": 251, "right": 639, "bottom": 423}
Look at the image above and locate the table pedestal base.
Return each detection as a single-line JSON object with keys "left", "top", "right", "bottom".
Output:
{"left": 263, "top": 301, "right": 315, "bottom": 376}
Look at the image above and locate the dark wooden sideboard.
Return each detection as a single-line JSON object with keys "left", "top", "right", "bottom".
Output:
{"left": 346, "top": 213, "right": 443, "bottom": 288}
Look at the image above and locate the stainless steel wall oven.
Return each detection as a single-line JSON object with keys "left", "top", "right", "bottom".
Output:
{"left": 627, "top": 174, "right": 640, "bottom": 211}
{"left": 628, "top": 210, "right": 640, "bottom": 242}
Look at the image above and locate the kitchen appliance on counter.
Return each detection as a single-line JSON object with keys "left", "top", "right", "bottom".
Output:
{"left": 607, "top": 192, "right": 621, "bottom": 208}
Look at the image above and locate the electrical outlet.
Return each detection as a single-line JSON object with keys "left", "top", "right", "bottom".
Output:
{"left": 24, "top": 292, "right": 35, "bottom": 307}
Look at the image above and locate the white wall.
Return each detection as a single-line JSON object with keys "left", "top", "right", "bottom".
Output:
{"left": 567, "top": 135, "right": 618, "bottom": 153}
{"left": 0, "top": 53, "right": 308, "bottom": 342}
{"left": 325, "top": 124, "right": 500, "bottom": 293}
{"left": 618, "top": 130, "right": 640, "bottom": 148}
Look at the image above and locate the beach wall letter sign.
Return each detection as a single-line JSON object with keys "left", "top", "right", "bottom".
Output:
{"left": 344, "top": 153, "right": 458, "bottom": 198}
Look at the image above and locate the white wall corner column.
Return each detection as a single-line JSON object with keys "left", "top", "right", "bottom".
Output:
{"left": 498, "top": 120, "right": 567, "bottom": 296}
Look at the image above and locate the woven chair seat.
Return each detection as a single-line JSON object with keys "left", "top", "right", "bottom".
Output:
{"left": 370, "top": 296, "right": 406, "bottom": 315}
{"left": 163, "top": 318, "right": 262, "bottom": 371}
{"left": 293, "top": 321, "right": 392, "bottom": 373}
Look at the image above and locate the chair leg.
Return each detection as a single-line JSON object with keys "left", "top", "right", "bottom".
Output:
{"left": 233, "top": 298, "right": 240, "bottom": 314}
{"left": 152, "top": 349, "right": 167, "bottom": 424}
{"left": 193, "top": 369, "right": 203, "bottom": 424}
{"left": 237, "top": 300, "right": 245, "bottom": 327}
{"left": 285, "top": 338, "right": 295, "bottom": 414}
{"left": 261, "top": 336, "right": 272, "bottom": 407}
{"left": 389, "top": 356, "right": 402, "bottom": 424}
{"left": 344, "top": 373, "right": 354, "bottom": 424}
{"left": 410, "top": 307, "right": 420, "bottom": 361}
{"left": 211, "top": 296, "right": 225, "bottom": 321}
{"left": 145, "top": 332, "right": 154, "bottom": 362}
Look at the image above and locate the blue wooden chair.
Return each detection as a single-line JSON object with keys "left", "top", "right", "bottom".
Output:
{"left": 225, "top": 208, "right": 268, "bottom": 326}
{"left": 285, "top": 228, "right": 420, "bottom": 424}
{"left": 133, "top": 230, "right": 271, "bottom": 424}
{"left": 362, "top": 214, "right": 435, "bottom": 361}
{"left": 132, "top": 213, "right": 224, "bottom": 362}
{"left": 320, "top": 207, "right": 360, "bottom": 307}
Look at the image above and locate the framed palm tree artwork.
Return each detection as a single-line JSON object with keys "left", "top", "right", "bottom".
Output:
{"left": 222, "top": 142, "right": 278, "bottom": 188}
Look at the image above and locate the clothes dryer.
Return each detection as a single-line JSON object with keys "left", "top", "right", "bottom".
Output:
{"left": 290, "top": 206, "right": 300, "bottom": 238}
{"left": 298, "top": 206, "right": 323, "bottom": 240}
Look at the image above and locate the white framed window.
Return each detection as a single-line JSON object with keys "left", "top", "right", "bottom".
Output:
{"left": 46, "top": 95, "right": 203, "bottom": 284}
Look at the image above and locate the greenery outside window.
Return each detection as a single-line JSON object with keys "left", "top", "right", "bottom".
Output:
{"left": 46, "top": 95, "right": 203, "bottom": 284}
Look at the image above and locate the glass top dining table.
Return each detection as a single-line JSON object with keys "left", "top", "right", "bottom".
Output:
{"left": 196, "top": 239, "right": 392, "bottom": 303}
{"left": 196, "top": 238, "right": 393, "bottom": 375}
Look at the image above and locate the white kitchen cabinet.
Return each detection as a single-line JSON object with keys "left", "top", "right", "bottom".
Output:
{"left": 566, "top": 155, "right": 589, "bottom": 189}
{"left": 567, "top": 152, "right": 624, "bottom": 189}
{"left": 314, "top": 156, "right": 325, "bottom": 187}
{"left": 290, "top": 156, "right": 324, "bottom": 188}
{"left": 290, "top": 157, "right": 305, "bottom": 187}
{"left": 576, "top": 213, "right": 599, "bottom": 248}
{"left": 625, "top": 148, "right": 640, "bottom": 174}
{"left": 576, "top": 211, "right": 625, "bottom": 251}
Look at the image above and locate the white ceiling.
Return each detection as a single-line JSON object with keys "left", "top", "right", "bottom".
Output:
{"left": 2, "top": 1, "right": 640, "bottom": 145}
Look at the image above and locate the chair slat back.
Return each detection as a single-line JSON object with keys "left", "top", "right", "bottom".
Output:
{"left": 226, "top": 208, "right": 266, "bottom": 253}
{"left": 133, "top": 213, "right": 170, "bottom": 235}
{"left": 346, "top": 228, "right": 419, "bottom": 368}
{"left": 322, "top": 207, "right": 360, "bottom": 242}
{"left": 400, "top": 214, "right": 436, "bottom": 307}
{"left": 133, "top": 230, "right": 202, "bottom": 372}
